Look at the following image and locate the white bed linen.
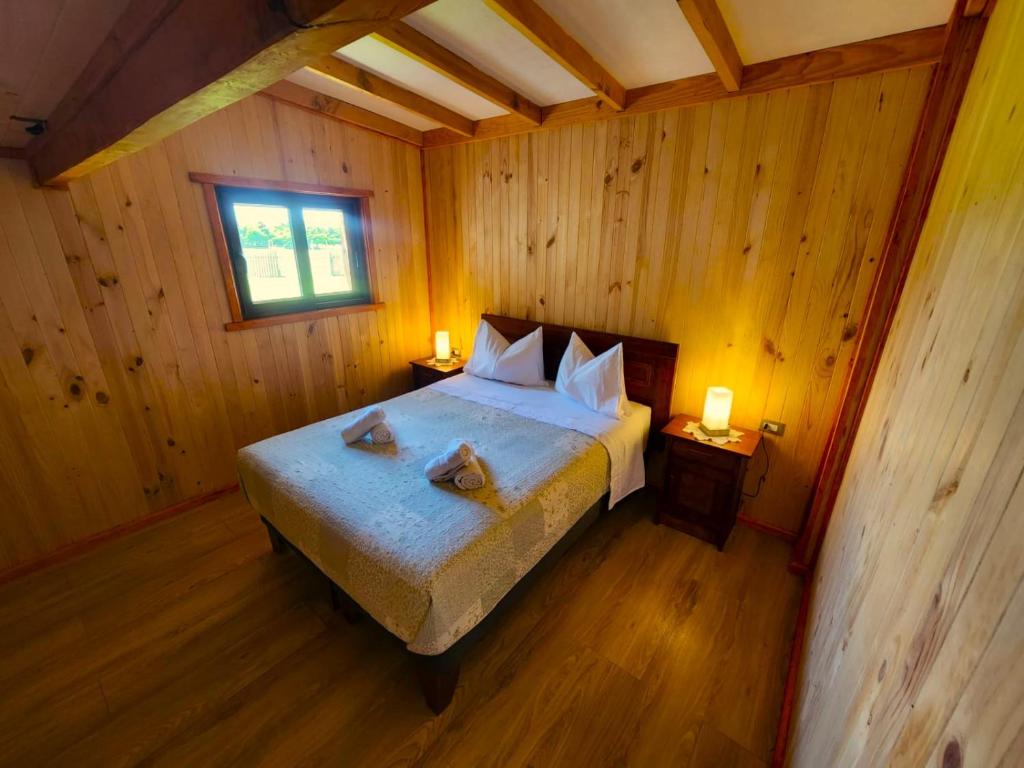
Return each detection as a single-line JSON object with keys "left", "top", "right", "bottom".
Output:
{"left": 238, "top": 388, "right": 609, "bottom": 655}
{"left": 431, "top": 373, "right": 649, "bottom": 507}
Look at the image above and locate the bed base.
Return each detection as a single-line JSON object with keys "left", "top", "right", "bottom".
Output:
{"left": 259, "top": 493, "right": 608, "bottom": 715}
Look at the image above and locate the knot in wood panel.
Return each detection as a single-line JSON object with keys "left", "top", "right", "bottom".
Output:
{"left": 942, "top": 739, "right": 962, "bottom": 768}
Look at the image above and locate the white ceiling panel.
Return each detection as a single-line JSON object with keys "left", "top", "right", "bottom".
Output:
{"left": 718, "top": 0, "right": 954, "bottom": 64}
{"left": 290, "top": 0, "right": 954, "bottom": 133}
{"left": 536, "top": 0, "right": 715, "bottom": 89}
{"left": 337, "top": 36, "right": 506, "bottom": 120}
{"left": 286, "top": 69, "right": 442, "bottom": 131}
{"left": 406, "top": 0, "right": 594, "bottom": 106}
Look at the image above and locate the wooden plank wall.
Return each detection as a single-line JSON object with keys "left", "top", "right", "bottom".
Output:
{"left": 789, "top": 0, "right": 1024, "bottom": 763}
{"left": 423, "top": 68, "right": 932, "bottom": 532}
{"left": 0, "top": 95, "right": 431, "bottom": 570}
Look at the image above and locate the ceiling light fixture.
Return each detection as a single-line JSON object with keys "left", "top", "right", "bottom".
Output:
{"left": 9, "top": 115, "right": 47, "bottom": 136}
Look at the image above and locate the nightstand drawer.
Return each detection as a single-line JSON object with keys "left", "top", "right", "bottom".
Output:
{"left": 410, "top": 358, "right": 464, "bottom": 390}
{"left": 414, "top": 367, "right": 448, "bottom": 386}
{"left": 669, "top": 439, "right": 740, "bottom": 475}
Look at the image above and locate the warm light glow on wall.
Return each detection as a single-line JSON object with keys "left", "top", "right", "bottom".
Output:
{"left": 434, "top": 330, "right": 451, "bottom": 362}
{"left": 701, "top": 386, "right": 733, "bottom": 436}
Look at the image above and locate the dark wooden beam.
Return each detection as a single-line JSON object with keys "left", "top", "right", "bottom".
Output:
{"left": 677, "top": 0, "right": 743, "bottom": 91}
{"left": 259, "top": 81, "right": 424, "bottom": 146}
{"left": 422, "top": 25, "right": 946, "bottom": 148}
{"left": 484, "top": 0, "right": 626, "bottom": 110}
{"left": 26, "top": 0, "right": 435, "bottom": 185}
{"left": 963, "top": 0, "right": 988, "bottom": 15}
{"left": 374, "top": 21, "right": 541, "bottom": 125}
{"left": 308, "top": 55, "right": 476, "bottom": 136}
{"left": 790, "top": 3, "right": 989, "bottom": 574}
{"left": 0, "top": 147, "right": 26, "bottom": 160}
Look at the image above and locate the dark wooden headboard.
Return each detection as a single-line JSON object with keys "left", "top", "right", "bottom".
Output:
{"left": 481, "top": 314, "right": 679, "bottom": 433}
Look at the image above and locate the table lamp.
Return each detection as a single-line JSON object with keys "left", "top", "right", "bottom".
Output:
{"left": 700, "top": 386, "right": 733, "bottom": 437}
{"left": 434, "top": 330, "right": 452, "bottom": 364}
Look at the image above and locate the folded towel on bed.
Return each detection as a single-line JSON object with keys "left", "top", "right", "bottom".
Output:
{"left": 341, "top": 406, "right": 385, "bottom": 444}
{"left": 453, "top": 456, "right": 485, "bottom": 490}
{"left": 425, "top": 439, "right": 473, "bottom": 481}
{"left": 368, "top": 421, "right": 394, "bottom": 445}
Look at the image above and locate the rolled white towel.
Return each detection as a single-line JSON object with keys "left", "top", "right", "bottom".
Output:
{"left": 454, "top": 456, "right": 485, "bottom": 490}
{"left": 369, "top": 421, "right": 394, "bottom": 445}
{"left": 340, "top": 406, "right": 385, "bottom": 444}
{"left": 425, "top": 439, "right": 473, "bottom": 481}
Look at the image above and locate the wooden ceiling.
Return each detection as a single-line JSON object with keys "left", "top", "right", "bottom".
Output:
{"left": 0, "top": 0, "right": 979, "bottom": 183}
{"left": 280, "top": 0, "right": 958, "bottom": 146}
{"left": 0, "top": 0, "right": 134, "bottom": 147}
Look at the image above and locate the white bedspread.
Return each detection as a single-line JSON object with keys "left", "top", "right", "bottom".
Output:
{"left": 431, "top": 373, "right": 649, "bottom": 507}
{"left": 238, "top": 387, "right": 610, "bottom": 654}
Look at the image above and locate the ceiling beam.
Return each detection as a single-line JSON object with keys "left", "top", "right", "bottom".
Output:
{"left": 963, "top": 0, "right": 997, "bottom": 15}
{"left": 374, "top": 21, "right": 542, "bottom": 125}
{"left": 483, "top": 0, "right": 626, "bottom": 110}
{"left": 26, "top": 0, "right": 435, "bottom": 186}
{"left": 422, "top": 25, "right": 946, "bottom": 148}
{"left": 677, "top": 0, "right": 743, "bottom": 91}
{"left": 260, "top": 81, "right": 424, "bottom": 146}
{"left": 308, "top": 55, "right": 476, "bottom": 136}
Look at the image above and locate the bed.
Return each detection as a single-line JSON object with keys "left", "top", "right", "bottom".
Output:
{"left": 237, "top": 315, "right": 678, "bottom": 713}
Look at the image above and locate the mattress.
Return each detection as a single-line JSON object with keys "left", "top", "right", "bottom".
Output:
{"left": 237, "top": 381, "right": 648, "bottom": 655}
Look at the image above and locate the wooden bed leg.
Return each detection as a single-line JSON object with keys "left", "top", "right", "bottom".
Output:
{"left": 341, "top": 601, "right": 365, "bottom": 624}
{"left": 261, "top": 518, "right": 286, "bottom": 554}
{"left": 413, "top": 656, "right": 460, "bottom": 715}
{"left": 329, "top": 583, "right": 365, "bottom": 624}
{"left": 329, "top": 582, "right": 341, "bottom": 610}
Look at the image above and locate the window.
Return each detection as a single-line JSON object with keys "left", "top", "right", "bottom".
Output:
{"left": 192, "top": 174, "right": 377, "bottom": 329}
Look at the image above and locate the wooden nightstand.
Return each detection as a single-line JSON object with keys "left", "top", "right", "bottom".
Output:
{"left": 410, "top": 358, "right": 464, "bottom": 390}
{"left": 658, "top": 414, "right": 762, "bottom": 550}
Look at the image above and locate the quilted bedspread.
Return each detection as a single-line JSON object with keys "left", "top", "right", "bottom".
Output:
{"left": 237, "top": 386, "right": 608, "bottom": 655}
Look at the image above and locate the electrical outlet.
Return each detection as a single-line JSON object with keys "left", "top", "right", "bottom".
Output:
{"left": 761, "top": 419, "right": 786, "bottom": 436}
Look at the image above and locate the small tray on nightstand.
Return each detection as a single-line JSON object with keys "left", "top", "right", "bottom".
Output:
{"left": 657, "top": 415, "right": 761, "bottom": 550}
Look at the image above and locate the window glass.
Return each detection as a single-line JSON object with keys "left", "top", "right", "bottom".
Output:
{"left": 303, "top": 207, "right": 352, "bottom": 295}
{"left": 213, "top": 183, "right": 372, "bottom": 322}
{"left": 232, "top": 203, "right": 301, "bottom": 303}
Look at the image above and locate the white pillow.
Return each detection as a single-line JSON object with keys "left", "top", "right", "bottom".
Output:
{"left": 556, "top": 332, "right": 628, "bottom": 419}
{"left": 464, "top": 320, "right": 546, "bottom": 386}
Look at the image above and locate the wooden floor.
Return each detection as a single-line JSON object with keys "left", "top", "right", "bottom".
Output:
{"left": 0, "top": 490, "right": 801, "bottom": 767}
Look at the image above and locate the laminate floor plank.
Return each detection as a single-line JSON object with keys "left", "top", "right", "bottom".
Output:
{"left": 0, "top": 489, "right": 801, "bottom": 767}
{"left": 54, "top": 605, "right": 327, "bottom": 768}
{"left": 0, "top": 496, "right": 247, "bottom": 649}
{"left": 690, "top": 724, "right": 767, "bottom": 768}
{"left": 0, "top": 542, "right": 314, "bottom": 727}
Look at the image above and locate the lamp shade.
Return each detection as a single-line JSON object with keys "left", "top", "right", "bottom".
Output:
{"left": 701, "top": 386, "right": 733, "bottom": 435}
{"left": 434, "top": 330, "right": 451, "bottom": 362}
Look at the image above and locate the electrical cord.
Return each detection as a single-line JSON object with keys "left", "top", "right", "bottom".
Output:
{"left": 742, "top": 429, "right": 770, "bottom": 498}
{"left": 269, "top": 0, "right": 351, "bottom": 30}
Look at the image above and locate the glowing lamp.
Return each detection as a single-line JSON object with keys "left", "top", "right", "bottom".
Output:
{"left": 434, "top": 330, "right": 451, "bottom": 364}
{"left": 700, "top": 386, "right": 733, "bottom": 437}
